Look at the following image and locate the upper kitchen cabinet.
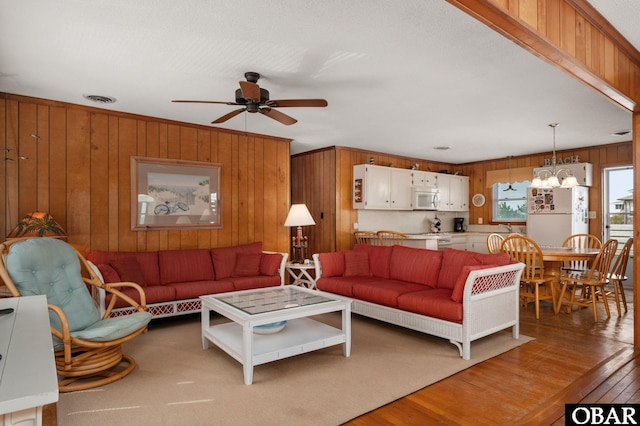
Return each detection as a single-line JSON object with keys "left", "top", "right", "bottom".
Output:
{"left": 353, "top": 165, "right": 413, "bottom": 210}
{"left": 436, "top": 174, "right": 469, "bottom": 211}
{"left": 412, "top": 170, "right": 438, "bottom": 186}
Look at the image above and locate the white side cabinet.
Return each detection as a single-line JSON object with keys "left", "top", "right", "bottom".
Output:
{"left": 0, "top": 296, "right": 58, "bottom": 426}
{"left": 353, "top": 165, "right": 413, "bottom": 210}
{"left": 435, "top": 174, "right": 469, "bottom": 211}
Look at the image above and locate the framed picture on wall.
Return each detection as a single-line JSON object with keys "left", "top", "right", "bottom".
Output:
{"left": 131, "top": 156, "right": 222, "bottom": 231}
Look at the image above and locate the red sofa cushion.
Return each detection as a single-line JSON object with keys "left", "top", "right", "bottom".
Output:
{"left": 86, "top": 250, "right": 160, "bottom": 286}
{"left": 474, "top": 252, "right": 512, "bottom": 266}
{"left": 451, "top": 264, "right": 498, "bottom": 303}
{"left": 231, "top": 276, "right": 281, "bottom": 291}
{"left": 110, "top": 257, "right": 148, "bottom": 286}
{"left": 353, "top": 244, "right": 392, "bottom": 278}
{"left": 397, "top": 289, "right": 463, "bottom": 323}
{"left": 158, "top": 249, "right": 214, "bottom": 285}
{"left": 352, "top": 280, "right": 427, "bottom": 307}
{"left": 317, "top": 276, "right": 384, "bottom": 297}
{"left": 232, "top": 253, "right": 262, "bottom": 277}
{"left": 260, "top": 253, "right": 282, "bottom": 276}
{"left": 211, "top": 242, "right": 263, "bottom": 280}
{"left": 437, "top": 248, "right": 482, "bottom": 290}
{"left": 96, "top": 263, "right": 121, "bottom": 283}
{"left": 344, "top": 251, "right": 371, "bottom": 277}
{"left": 318, "top": 252, "right": 345, "bottom": 278}
{"left": 389, "top": 245, "right": 442, "bottom": 287}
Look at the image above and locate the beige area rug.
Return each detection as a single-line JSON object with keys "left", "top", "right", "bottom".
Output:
{"left": 57, "top": 313, "right": 533, "bottom": 426}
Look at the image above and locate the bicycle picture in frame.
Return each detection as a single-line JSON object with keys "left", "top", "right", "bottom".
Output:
{"left": 131, "top": 156, "right": 222, "bottom": 231}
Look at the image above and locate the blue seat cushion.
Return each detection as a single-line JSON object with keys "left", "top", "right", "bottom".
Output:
{"left": 6, "top": 238, "right": 105, "bottom": 332}
{"left": 53, "top": 311, "right": 153, "bottom": 351}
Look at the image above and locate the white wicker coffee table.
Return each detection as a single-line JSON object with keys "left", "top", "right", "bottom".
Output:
{"left": 200, "top": 286, "right": 352, "bottom": 385}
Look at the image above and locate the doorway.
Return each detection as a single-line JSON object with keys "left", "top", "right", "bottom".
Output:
{"left": 603, "top": 165, "right": 633, "bottom": 282}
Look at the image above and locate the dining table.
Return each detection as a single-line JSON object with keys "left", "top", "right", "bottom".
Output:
{"left": 538, "top": 246, "right": 600, "bottom": 314}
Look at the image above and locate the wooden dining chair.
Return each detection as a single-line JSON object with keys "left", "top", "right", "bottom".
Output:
{"left": 607, "top": 238, "right": 633, "bottom": 315}
{"left": 557, "top": 238, "right": 618, "bottom": 321}
{"left": 561, "top": 234, "right": 602, "bottom": 272}
{"left": 377, "top": 230, "right": 407, "bottom": 246}
{"left": 486, "top": 233, "right": 505, "bottom": 254}
{"left": 501, "top": 235, "right": 556, "bottom": 319}
{"left": 354, "top": 230, "right": 379, "bottom": 245}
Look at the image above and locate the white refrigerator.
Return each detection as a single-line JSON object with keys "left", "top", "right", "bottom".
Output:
{"left": 526, "top": 186, "right": 589, "bottom": 247}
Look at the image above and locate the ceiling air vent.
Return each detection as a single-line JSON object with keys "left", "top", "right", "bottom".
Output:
{"left": 83, "top": 94, "right": 117, "bottom": 104}
{"left": 611, "top": 130, "right": 631, "bottom": 136}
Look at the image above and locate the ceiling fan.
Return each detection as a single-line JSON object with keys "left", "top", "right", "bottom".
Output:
{"left": 172, "top": 72, "right": 328, "bottom": 126}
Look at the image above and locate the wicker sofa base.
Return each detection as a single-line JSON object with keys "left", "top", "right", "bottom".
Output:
{"left": 105, "top": 298, "right": 203, "bottom": 319}
{"left": 350, "top": 279, "right": 521, "bottom": 360}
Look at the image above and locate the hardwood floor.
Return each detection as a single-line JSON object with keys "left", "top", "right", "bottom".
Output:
{"left": 43, "top": 288, "right": 636, "bottom": 426}
{"left": 345, "top": 288, "right": 636, "bottom": 425}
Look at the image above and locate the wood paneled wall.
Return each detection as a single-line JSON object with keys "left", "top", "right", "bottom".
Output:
{"left": 291, "top": 146, "right": 454, "bottom": 255}
{"left": 1, "top": 93, "right": 292, "bottom": 254}
{"left": 448, "top": 0, "right": 640, "bottom": 110}
{"left": 460, "top": 141, "right": 633, "bottom": 239}
{"left": 292, "top": 142, "right": 632, "bottom": 255}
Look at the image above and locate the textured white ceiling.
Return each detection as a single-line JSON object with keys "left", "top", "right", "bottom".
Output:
{"left": 0, "top": 0, "right": 636, "bottom": 163}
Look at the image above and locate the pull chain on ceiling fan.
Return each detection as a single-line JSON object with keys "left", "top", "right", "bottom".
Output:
{"left": 172, "top": 72, "right": 328, "bottom": 126}
{"left": 504, "top": 155, "right": 516, "bottom": 192}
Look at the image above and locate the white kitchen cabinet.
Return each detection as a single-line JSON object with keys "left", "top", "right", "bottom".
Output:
{"left": 411, "top": 171, "right": 438, "bottom": 186}
{"left": 435, "top": 174, "right": 469, "bottom": 211}
{"left": 467, "top": 234, "right": 489, "bottom": 253}
{"left": 353, "top": 165, "right": 413, "bottom": 210}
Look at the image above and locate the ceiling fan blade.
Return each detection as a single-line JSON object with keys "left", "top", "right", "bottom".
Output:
{"left": 172, "top": 100, "right": 240, "bottom": 105}
{"left": 259, "top": 107, "right": 297, "bottom": 125}
{"left": 266, "top": 99, "right": 328, "bottom": 108}
{"left": 239, "top": 81, "right": 261, "bottom": 102}
{"left": 212, "top": 108, "right": 246, "bottom": 124}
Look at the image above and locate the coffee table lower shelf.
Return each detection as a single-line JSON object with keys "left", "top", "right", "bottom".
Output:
{"left": 203, "top": 317, "right": 348, "bottom": 384}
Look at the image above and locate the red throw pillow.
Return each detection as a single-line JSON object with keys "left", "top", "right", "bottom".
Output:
{"left": 212, "top": 242, "right": 262, "bottom": 279}
{"left": 110, "top": 257, "right": 148, "bottom": 286}
{"left": 354, "top": 244, "right": 393, "bottom": 278}
{"left": 451, "top": 264, "right": 497, "bottom": 303}
{"left": 344, "top": 251, "right": 371, "bottom": 277}
{"left": 474, "top": 252, "right": 512, "bottom": 266}
{"left": 97, "top": 263, "right": 120, "bottom": 283}
{"left": 437, "top": 248, "right": 482, "bottom": 290}
{"left": 318, "top": 252, "right": 345, "bottom": 278}
{"left": 260, "top": 253, "right": 282, "bottom": 276}
{"left": 232, "top": 253, "right": 263, "bottom": 277}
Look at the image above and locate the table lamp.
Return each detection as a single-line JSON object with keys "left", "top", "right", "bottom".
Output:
{"left": 6, "top": 212, "right": 67, "bottom": 239}
{"left": 284, "top": 204, "right": 316, "bottom": 264}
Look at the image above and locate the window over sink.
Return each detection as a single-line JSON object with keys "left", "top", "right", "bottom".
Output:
{"left": 492, "top": 181, "right": 530, "bottom": 223}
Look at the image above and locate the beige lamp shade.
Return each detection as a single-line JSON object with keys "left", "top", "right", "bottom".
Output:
{"left": 284, "top": 204, "right": 316, "bottom": 227}
{"left": 6, "top": 212, "right": 67, "bottom": 239}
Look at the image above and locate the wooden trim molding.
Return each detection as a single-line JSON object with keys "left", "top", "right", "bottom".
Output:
{"left": 446, "top": 0, "right": 640, "bottom": 111}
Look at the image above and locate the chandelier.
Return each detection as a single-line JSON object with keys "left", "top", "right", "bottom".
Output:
{"left": 530, "top": 123, "right": 578, "bottom": 188}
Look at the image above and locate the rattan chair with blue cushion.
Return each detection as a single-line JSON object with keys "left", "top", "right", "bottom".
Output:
{"left": 0, "top": 237, "right": 152, "bottom": 392}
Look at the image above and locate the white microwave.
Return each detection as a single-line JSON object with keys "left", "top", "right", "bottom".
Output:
{"left": 412, "top": 186, "right": 440, "bottom": 210}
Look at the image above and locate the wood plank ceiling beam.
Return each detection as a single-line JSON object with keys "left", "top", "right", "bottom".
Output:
{"left": 446, "top": 0, "right": 640, "bottom": 112}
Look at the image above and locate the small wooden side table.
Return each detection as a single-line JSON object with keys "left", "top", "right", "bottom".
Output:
{"left": 285, "top": 262, "right": 317, "bottom": 289}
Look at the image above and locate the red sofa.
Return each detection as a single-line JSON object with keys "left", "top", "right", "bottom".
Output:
{"left": 313, "top": 245, "right": 524, "bottom": 360}
{"left": 86, "top": 241, "right": 288, "bottom": 319}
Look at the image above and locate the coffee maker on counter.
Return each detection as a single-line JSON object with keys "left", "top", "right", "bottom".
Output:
{"left": 454, "top": 217, "right": 465, "bottom": 232}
